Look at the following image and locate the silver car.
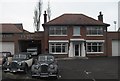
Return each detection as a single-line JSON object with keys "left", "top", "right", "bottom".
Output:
{"left": 31, "top": 54, "right": 58, "bottom": 78}
{"left": 0, "top": 52, "right": 12, "bottom": 65}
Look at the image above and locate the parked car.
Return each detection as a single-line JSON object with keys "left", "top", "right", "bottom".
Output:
{"left": 0, "top": 52, "right": 12, "bottom": 65}
{"left": 2, "top": 52, "right": 33, "bottom": 73}
{"left": 27, "top": 47, "right": 38, "bottom": 55}
{"left": 31, "top": 54, "right": 58, "bottom": 78}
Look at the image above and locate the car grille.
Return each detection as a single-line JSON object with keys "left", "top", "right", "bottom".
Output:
{"left": 10, "top": 62, "right": 18, "bottom": 69}
{"left": 41, "top": 64, "right": 48, "bottom": 73}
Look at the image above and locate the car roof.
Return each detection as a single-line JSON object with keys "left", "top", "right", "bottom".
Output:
{"left": 38, "top": 53, "right": 54, "bottom": 57}
{"left": 15, "top": 52, "right": 31, "bottom": 55}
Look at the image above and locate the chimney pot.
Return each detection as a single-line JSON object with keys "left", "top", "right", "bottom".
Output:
{"left": 44, "top": 11, "right": 47, "bottom": 23}
{"left": 98, "top": 11, "right": 103, "bottom": 22}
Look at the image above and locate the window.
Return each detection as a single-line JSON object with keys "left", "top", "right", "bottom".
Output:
{"left": 49, "top": 26, "right": 67, "bottom": 36}
{"left": 87, "top": 27, "right": 103, "bottom": 35}
{"left": 0, "top": 34, "right": 13, "bottom": 38}
{"left": 49, "top": 43, "right": 68, "bottom": 54}
{"left": 73, "top": 26, "right": 80, "bottom": 36}
{"left": 86, "top": 42, "right": 104, "bottom": 53}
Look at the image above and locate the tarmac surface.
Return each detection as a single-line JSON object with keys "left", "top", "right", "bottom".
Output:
{"left": 0, "top": 56, "right": 119, "bottom": 81}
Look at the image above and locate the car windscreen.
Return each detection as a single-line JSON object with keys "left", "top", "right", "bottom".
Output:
{"left": 0, "top": 52, "right": 11, "bottom": 57}
{"left": 0, "top": 53, "right": 6, "bottom": 58}
{"left": 38, "top": 56, "right": 54, "bottom": 62}
{"left": 13, "top": 54, "right": 28, "bottom": 60}
{"left": 3, "top": 53, "right": 11, "bottom": 57}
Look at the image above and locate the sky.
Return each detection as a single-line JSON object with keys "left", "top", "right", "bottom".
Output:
{"left": 0, "top": 0, "right": 119, "bottom": 32}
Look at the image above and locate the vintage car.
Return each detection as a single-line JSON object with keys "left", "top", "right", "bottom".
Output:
{"left": 0, "top": 52, "right": 12, "bottom": 65}
{"left": 31, "top": 54, "right": 58, "bottom": 78}
{"left": 2, "top": 52, "right": 33, "bottom": 73}
{"left": 27, "top": 47, "right": 38, "bottom": 56}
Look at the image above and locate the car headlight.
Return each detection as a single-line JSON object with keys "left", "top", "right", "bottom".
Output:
{"left": 18, "top": 62, "right": 22, "bottom": 65}
{"left": 7, "top": 62, "right": 10, "bottom": 65}
{"left": 34, "top": 65, "right": 39, "bottom": 69}
{"left": 50, "top": 64, "right": 54, "bottom": 69}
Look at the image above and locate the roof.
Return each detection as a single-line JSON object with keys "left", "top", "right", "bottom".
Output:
{"left": 43, "top": 14, "right": 110, "bottom": 26}
{"left": 0, "top": 23, "right": 29, "bottom": 33}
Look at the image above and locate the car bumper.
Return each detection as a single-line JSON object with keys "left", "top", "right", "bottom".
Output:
{"left": 32, "top": 73, "right": 57, "bottom": 77}
{"left": 4, "top": 68, "right": 24, "bottom": 72}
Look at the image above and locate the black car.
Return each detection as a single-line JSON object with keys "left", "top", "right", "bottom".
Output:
{"left": 2, "top": 52, "right": 33, "bottom": 73}
{"left": 31, "top": 54, "right": 58, "bottom": 78}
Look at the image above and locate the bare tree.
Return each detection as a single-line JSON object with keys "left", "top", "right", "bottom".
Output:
{"left": 33, "top": 0, "right": 42, "bottom": 31}
{"left": 47, "top": 0, "right": 51, "bottom": 21}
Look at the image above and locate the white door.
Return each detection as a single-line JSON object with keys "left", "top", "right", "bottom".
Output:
{"left": 0, "top": 42, "right": 15, "bottom": 54}
{"left": 74, "top": 44, "right": 81, "bottom": 56}
{"left": 112, "top": 40, "right": 120, "bottom": 56}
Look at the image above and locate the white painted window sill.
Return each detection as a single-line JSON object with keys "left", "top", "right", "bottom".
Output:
{"left": 49, "top": 52, "right": 68, "bottom": 54}
{"left": 86, "top": 35, "right": 103, "bottom": 36}
{"left": 49, "top": 35, "right": 67, "bottom": 36}
{"left": 87, "top": 52, "right": 104, "bottom": 54}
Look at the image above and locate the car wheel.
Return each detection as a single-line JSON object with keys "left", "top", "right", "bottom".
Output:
{"left": 54, "top": 76, "right": 58, "bottom": 79}
{"left": 23, "top": 63, "right": 28, "bottom": 74}
{"left": 25, "top": 65, "right": 28, "bottom": 74}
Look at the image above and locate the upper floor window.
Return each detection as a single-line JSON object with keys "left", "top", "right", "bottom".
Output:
{"left": 86, "top": 27, "right": 103, "bottom": 35}
{"left": 49, "top": 26, "right": 67, "bottom": 36}
{"left": 73, "top": 26, "right": 80, "bottom": 36}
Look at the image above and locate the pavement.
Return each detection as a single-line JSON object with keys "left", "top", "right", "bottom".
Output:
{"left": 0, "top": 56, "right": 119, "bottom": 80}
{"left": 56, "top": 57, "right": 88, "bottom": 60}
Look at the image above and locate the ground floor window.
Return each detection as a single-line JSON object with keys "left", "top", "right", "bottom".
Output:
{"left": 86, "top": 42, "right": 104, "bottom": 53}
{"left": 49, "top": 43, "right": 68, "bottom": 54}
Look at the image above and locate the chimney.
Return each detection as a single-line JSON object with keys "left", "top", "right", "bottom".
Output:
{"left": 98, "top": 12, "right": 103, "bottom": 22}
{"left": 44, "top": 11, "right": 47, "bottom": 23}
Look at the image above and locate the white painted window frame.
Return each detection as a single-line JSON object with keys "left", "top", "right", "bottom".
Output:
{"left": 49, "top": 26, "right": 67, "bottom": 36}
{"left": 73, "top": 26, "right": 81, "bottom": 36}
{"left": 86, "top": 40, "right": 104, "bottom": 54}
{"left": 49, "top": 40, "right": 68, "bottom": 54}
{"left": 86, "top": 26, "right": 103, "bottom": 36}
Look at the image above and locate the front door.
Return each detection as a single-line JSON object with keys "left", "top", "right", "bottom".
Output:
{"left": 74, "top": 44, "right": 81, "bottom": 56}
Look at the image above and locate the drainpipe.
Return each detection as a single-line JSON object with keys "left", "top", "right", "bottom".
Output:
{"left": 106, "top": 27, "right": 108, "bottom": 57}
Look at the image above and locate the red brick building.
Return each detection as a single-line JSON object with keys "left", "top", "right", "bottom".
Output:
{"left": 0, "top": 24, "right": 44, "bottom": 55}
{"left": 42, "top": 12, "right": 110, "bottom": 57}
{"left": 0, "top": 12, "right": 119, "bottom": 57}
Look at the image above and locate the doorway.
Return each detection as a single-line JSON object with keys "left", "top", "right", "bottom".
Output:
{"left": 74, "top": 44, "right": 81, "bottom": 56}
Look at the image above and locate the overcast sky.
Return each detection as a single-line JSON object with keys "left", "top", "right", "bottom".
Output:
{"left": 0, "top": 0, "right": 119, "bottom": 32}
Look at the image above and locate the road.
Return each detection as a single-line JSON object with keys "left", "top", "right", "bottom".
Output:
{"left": 0, "top": 56, "right": 119, "bottom": 81}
